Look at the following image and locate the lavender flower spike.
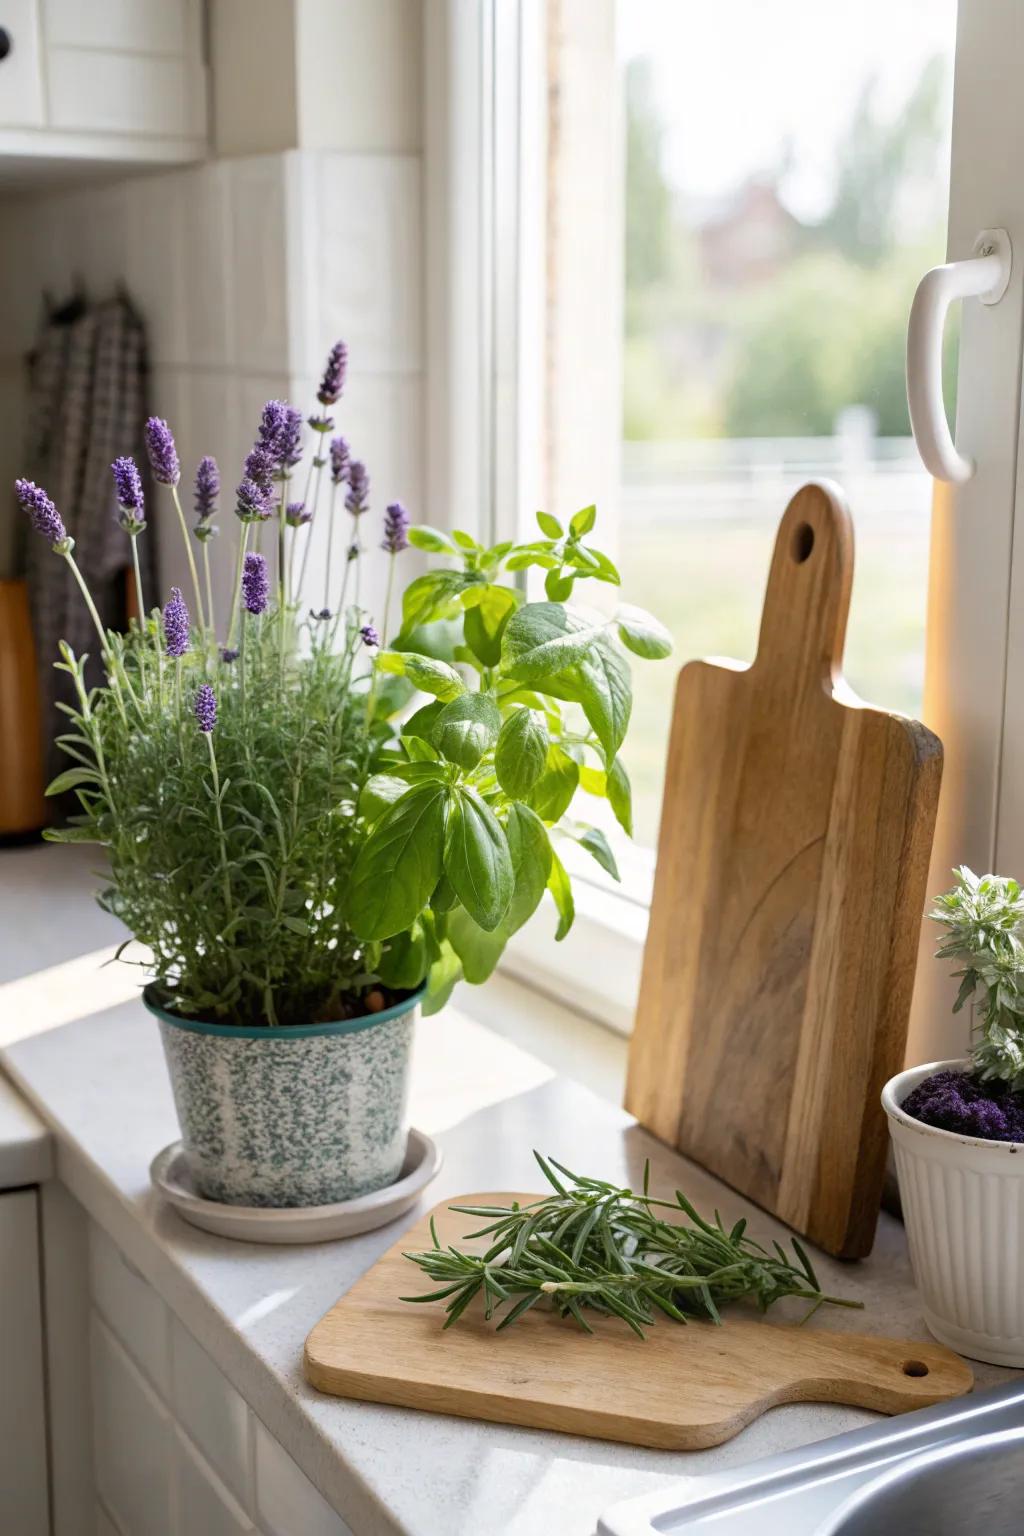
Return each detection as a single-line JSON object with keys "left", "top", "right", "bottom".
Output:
{"left": 285, "top": 501, "right": 310, "bottom": 527}
{"left": 382, "top": 501, "right": 411, "bottom": 555}
{"left": 242, "top": 551, "right": 270, "bottom": 615}
{"left": 194, "top": 455, "right": 220, "bottom": 521}
{"left": 329, "top": 436, "right": 350, "bottom": 486}
{"left": 360, "top": 624, "right": 380, "bottom": 648}
{"left": 163, "top": 587, "right": 190, "bottom": 657}
{"left": 345, "top": 460, "right": 369, "bottom": 516}
{"left": 243, "top": 444, "right": 276, "bottom": 491}
{"left": 279, "top": 406, "right": 303, "bottom": 473}
{"left": 16, "top": 478, "right": 71, "bottom": 550}
{"left": 235, "top": 476, "right": 274, "bottom": 524}
{"left": 318, "top": 341, "right": 348, "bottom": 406}
{"left": 111, "top": 457, "right": 146, "bottom": 535}
{"left": 256, "top": 400, "right": 289, "bottom": 457}
{"left": 145, "top": 417, "right": 180, "bottom": 487}
{"left": 194, "top": 683, "right": 217, "bottom": 734}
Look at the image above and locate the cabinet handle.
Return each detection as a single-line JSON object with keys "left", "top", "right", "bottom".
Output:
{"left": 0, "top": 29, "right": 12, "bottom": 61}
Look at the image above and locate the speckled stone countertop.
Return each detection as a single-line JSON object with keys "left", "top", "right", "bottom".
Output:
{"left": 0, "top": 995, "right": 1013, "bottom": 1536}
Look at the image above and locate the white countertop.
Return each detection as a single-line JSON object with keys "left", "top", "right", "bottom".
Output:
{"left": 0, "top": 1070, "right": 51, "bottom": 1188}
{"left": 0, "top": 989, "right": 1013, "bottom": 1536}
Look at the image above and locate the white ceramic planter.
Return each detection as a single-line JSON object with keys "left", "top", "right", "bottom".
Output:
{"left": 883, "top": 1058, "right": 1024, "bottom": 1366}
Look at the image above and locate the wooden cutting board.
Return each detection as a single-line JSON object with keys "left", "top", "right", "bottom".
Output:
{"left": 304, "top": 1194, "right": 972, "bottom": 1451}
{"left": 625, "top": 482, "right": 943, "bottom": 1259}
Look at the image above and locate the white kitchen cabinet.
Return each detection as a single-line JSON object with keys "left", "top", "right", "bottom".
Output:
{"left": 0, "top": 0, "right": 207, "bottom": 169}
{"left": 0, "top": 0, "right": 45, "bottom": 127}
{"left": 0, "top": 1188, "right": 50, "bottom": 1536}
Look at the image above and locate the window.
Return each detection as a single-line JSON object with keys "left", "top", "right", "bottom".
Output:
{"left": 427, "top": 1, "right": 1024, "bottom": 1053}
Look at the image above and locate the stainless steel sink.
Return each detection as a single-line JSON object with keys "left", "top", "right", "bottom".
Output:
{"left": 819, "top": 1425, "right": 1024, "bottom": 1534}
{"left": 598, "top": 1383, "right": 1024, "bottom": 1536}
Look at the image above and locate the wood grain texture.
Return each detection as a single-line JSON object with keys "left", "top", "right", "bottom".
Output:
{"left": 625, "top": 482, "right": 943, "bottom": 1259}
{"left": 304, "top": 1193, "right": 973, "bottom": 1451}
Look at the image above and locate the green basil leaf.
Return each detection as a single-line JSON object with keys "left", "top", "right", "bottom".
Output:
{"left": 544, "top": 568, "right": 574, "bottom": 602}
{"left": 536, "top": 510, "right": 563, "bottom": 538}
{"left": 348, "top": 782, "right": 448, "bottom": 940}
{"left": 570, "top": 504, "right": 596, "bottom": 536}
{"left": 447, "top": 803, "right": 551, "bottom": 981}
{"left": 616, "top": 603, "right": 673, "bottom": 660}
{"left": 606, "top": 756, "right": 633, "bottom": 837}
{"left": 377, "top": 650, "right": 466, "bottom": 701}
{"left": 463, "top": 584, "right": 520, "bottom": 667}
{"left": 578, "top": 764, "right": 607, "bottom": 797}
{"left": 400, "top": 570, "right": 481, "bottom": 632}
{"left": 451, "top": 530, "right": 480, "bottom": 552}
{"left": 504, "top": 549, "right": 560, "bottom": 571}
{"left": 547, "top": 846, "right": 575, "bottom": 940}
{"left": 527, "top": 743, "right": 579, "bottom": 822}
{"left": 432, "top": 692, "right": 502, "bottom": 769}
{"left": 535, "top": 632, "right": 632, "bottom": 759}
{"left": 495, "top": 708, "right": 549, "bottom": 798}
{"left": 422, "top": 939, "right": 462, "bottom": 1015}
{"left": 443, "top": 787, "right": 514, "bottom": 932}
{"left": 377, "top": 920, "right": 429, "bottom": 989}
{"left": 500, "top": 601, "right": 605, "bottom": 681}
{"left": 430, "top": 872, "right": 459, "bottom": 913}
{"left": 408, "top": 525, "right": 457, "bottom": 554}
{"left": 566, "top": 823, "right": 620, "bottom": 881}
{"left": 402, "top": 701, "right": 443, "bottom": 741}
{"left": 358, "top": 765, "right": 442, "bottom": 824}
{"left": 370, "top": 672, "right": 416, "bottom": 720}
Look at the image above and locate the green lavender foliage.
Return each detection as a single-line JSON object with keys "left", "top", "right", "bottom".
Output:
{"left": 401, "top": 1154, "right": 861, "bottom": 1336}
{"left": 931, "top": 866, "right": 1024, "bottom": 1089}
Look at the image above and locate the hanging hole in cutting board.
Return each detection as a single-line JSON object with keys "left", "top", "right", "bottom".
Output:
{"left": 903, "top": 1360, "right": 930, "bottom": 1377}
{"left": 791, "top": 522, "right": 815, "bottom": 563}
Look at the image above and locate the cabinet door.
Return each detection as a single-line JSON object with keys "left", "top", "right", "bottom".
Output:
{"left": 0, "top": 1189, "right": 50, "bottom": 1536}
{"left": 0, "top": 0, "right": 45, "bottom": 127}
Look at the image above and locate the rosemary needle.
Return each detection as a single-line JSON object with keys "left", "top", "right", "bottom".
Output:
{"left": 401, "top": 1152, "right": 862, "bottom": 1337}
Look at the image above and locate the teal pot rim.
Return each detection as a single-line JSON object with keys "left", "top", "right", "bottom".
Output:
{"left": 143, "top": 981, "right": 426, "bottom": 1041}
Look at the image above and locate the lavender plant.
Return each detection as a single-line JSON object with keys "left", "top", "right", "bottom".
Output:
{"left": 930, "top": 866, "right": 1024, "bottom": 1089}
{"left": 18, "top": 342, "right": 671, "bottom": 1028}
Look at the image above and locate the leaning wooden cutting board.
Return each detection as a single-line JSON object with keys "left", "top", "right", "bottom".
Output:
{"left": 304, "top": 1194, "right": 972, "bottom": 1450}
{"left": 625, "top": 482, "right": 943, "bottom": 1259}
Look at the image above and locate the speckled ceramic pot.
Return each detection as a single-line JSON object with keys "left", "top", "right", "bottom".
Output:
{"left": 146, "top": 985, "right": 422, "bottom": 1209}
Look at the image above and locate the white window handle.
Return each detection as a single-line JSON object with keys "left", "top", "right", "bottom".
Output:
{"left": 906, "top": 228, "right": 1012, "bottom": 483}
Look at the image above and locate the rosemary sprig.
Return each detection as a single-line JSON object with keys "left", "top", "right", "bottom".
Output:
{"left": 401, "top": 1153, "right": 863, "bottom": 1338}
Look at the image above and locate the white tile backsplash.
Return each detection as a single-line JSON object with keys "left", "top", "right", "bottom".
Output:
{"left": 89, "top": 1224, "right": 170, "bottom": 1394}
{"left": 296, "top": 153, "right": 423, "bottom": 378}
{"left": 90, "top": 1314, "right": 173, "bottom": 1536}
{"left": 170, "top": 1318, "right": 250, "bottom": 1507}
{"left": 180, "top": 163, "right": 236, "bottom": 371}
{"left": 253, "top": 1418, "right": 353, "bottom": 1536}
{"left": 228, "top": 159, "right": 290, "bottom": 375}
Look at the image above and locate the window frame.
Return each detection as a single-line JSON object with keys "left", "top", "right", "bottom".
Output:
{"left": 427, "top": 0, "right": 1024, "bottom": 1056}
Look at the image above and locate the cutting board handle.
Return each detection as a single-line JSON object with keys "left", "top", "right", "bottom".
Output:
{"left": 753, "top": 480, "right": 854, "bottom": 695}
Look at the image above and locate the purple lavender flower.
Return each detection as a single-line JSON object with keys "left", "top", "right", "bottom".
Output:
{"left": 111, "top": 457, "right": 145, "bottom": 534}
{"left": 329, "top": 436, "right": 350, "bottom": 486}
{"left": 16, "top": 478, "right": 70, "bottom": 549}
{"left": 278, "top": 406, "right": 303, "bottom": 473}
{"left": 360, "top": 624, "right": 380, "bottom": 648}
{"left": 194, "top": 455, "right": 220, "bottom": 521}
{"left": 345, "top": 460, "right": 369, "bottom": 516}
{"left": 235, "top": 476, "right": 274, "bottom": 524}
{"left": 241, "top": 551, "right": 270, "bottom": 615}
{"left": 256, "top": 400, "right": 289, "bottom": 458}
{"left": 285, "top": 501, "right": 310, "bottom": 527}
{"left": 219, "top": 646, "right": 240, "bottom": 664}
{"left": 382, "top": 501, "right": 411, "bottom": 555}
{"left": 243, "top": 444, "right": 276, "bottom": 491}
{"left": 194, "top": 683, "right": 217, "bottom": 734}
{"left": 145, "top": 417, "right": 180, "bottom": 487}
{"left": 318, "top": 341, "right": 348, "bottom": 406}
{"left": 163, "top": 587, "right": 190, "bottom": 657}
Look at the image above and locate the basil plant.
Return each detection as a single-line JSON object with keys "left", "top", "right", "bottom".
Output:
{"left": 352, "top": 506, "right": 672, "bottom": 1012}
